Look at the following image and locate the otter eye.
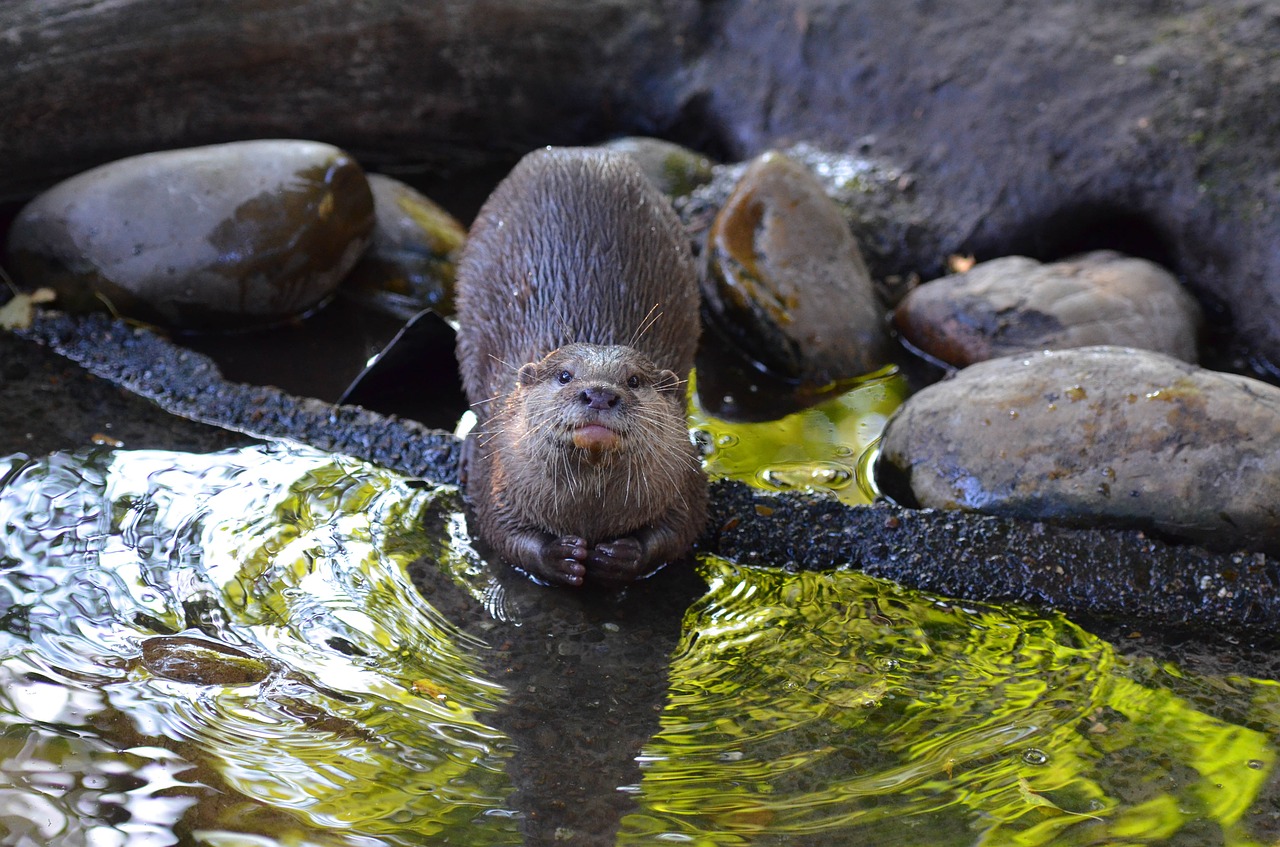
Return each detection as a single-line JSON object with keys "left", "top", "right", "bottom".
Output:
{"left": 627, "top": 374, "right": 642, "bottom": 389}
{"left": 557, "top": 370, "right": 573, "bottom": 385}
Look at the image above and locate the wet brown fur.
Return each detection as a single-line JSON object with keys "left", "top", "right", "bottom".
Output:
{"left": 455, "top": 148, "right": 706, "bottom": 587}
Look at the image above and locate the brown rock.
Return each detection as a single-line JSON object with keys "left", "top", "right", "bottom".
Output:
{"left": 876, "top": 345, "right": 1280, "bottom": 553}
{"left": 340, "top": 173, "right": 466, "bottom": 319}
{"left": 702, "top": 151, "right": 888, "bottom": 387}
{"left": 893, "top": 251, "right": 1203, "bottom": 367}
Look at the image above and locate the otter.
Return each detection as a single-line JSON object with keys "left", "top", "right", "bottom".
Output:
{"left": 454, "top": 147, "right": 707, "bottom": 588}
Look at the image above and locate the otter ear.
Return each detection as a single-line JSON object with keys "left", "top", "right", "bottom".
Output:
{"left": 517, "top": 363, "right": 539, "bottom": 386}
{"left": 655, "top": 369, "right": 682, "bottom": 393}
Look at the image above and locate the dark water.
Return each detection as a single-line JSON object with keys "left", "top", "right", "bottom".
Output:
{"left": 1, "top": 441, "right": 1277, "bottom": 846}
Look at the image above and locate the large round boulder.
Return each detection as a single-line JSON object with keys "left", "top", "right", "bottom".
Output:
{"left": 876, "top": 345, "right": 1280, "bottom": 553}
{"left": 5, "top": 139, "right": 374, "bottom": 331}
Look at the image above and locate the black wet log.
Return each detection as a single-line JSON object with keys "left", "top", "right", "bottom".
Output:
{"left": 16, "top": 313, "right": 460, "bottom": 484}
{"left": 14, "top": 313, "right": 1280, "bottom": 637}
{"left": 706, "top": 480, "right": 1280, "bottom": 637}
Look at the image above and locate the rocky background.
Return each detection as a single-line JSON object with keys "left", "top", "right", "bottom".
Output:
{"left": 4, "top": 0, "right": 1279, "bottom": 371}
{"left": 3, "top": 0, "right": 1280, "bottom": 637}
{"left": 5, "top": 9, "right": 1280, "bottom": 843}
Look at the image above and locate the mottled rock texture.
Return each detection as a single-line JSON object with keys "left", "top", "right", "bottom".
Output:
{"left": 877, "top": 346, "right": 1280, "bottom": 554}
{"left": 894, "top": 251, "right": 1202, "bottom": 366}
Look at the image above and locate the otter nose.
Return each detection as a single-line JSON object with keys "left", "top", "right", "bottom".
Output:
{"left": 580, "top": 386, "right": 620, "bottom": 410}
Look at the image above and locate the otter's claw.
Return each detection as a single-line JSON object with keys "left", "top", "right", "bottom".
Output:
{"left": 587, "top": 537, "right": 647, "bottom": 585}
{"left": 531, "top": 535, "right": 589, "bottom": 587}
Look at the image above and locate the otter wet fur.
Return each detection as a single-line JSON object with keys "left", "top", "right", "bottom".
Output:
{"left": 455, "top": 147, "right": 707, "bottom": 588}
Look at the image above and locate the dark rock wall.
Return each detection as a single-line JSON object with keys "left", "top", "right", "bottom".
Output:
{"left": 0, "top": 0, "right": 692, "bottom": 197}
{"left": 683, "top": 1, "right": 1280, "bottom": 364}
{"left": 4, "top": 1, "right": 1279, "bottom": 363}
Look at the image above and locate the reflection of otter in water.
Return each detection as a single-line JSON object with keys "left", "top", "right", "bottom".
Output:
{"left": 454, "top": 148, "right": 707, "bottom": 588}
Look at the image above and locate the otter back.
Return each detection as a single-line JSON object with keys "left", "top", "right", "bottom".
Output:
{"left": 455, "top": 147, "right": 700, "bottom": 420}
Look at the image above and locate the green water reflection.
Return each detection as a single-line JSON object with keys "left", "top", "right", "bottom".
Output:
{"left": 620, "top": 558, "right": 1280, "bottom": 845}
{"left": 0, "top": 444, "right": 1276, "bottom": 845}
{"left": 689, "top": 367, "right": 908, "bottom": 505}
{"left": 0, "top": 445, "right": 517, "bottom": 846}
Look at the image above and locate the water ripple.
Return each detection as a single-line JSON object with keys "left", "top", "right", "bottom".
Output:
{"left": 0, "top": 444, "right": 517, "bottom": 846}
{"left": 619, "top": 558, "right": 1278, "bottom": 846}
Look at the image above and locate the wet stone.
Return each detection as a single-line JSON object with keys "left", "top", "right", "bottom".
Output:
{"left": 602, "top": 136, "right": 716, "bottom": 199}
{"left": 702, "top": 151, "right": 889, "bottom": 387}
{"left": 876, "top": 345, "right": 1280, "bottom": 554}
{"left": 138, "top": 634, "right": 273, "bottom": 686}
{"left": 893, "top": 251, "right": 1202, "bottom": 367}
{"left": 339, "top": 173, "right": 466, "bottom": 319}
{"left": 5, "top": 139, "right": 375, "bottom": 331}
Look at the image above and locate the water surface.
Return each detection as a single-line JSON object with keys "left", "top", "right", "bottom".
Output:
{"left": 0, "top": 444, "right": 1276, "bottom": 845}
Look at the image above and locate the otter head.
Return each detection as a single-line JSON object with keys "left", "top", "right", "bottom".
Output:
{"left": 514, "top": 343, "right": 684, "bottom": 461}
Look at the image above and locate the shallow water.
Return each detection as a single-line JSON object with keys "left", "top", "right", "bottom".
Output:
{"left": 690, "top": 367, "right": 908, "bottom": 505}
{"left": 0, "top": 444, "right": 1278, "bottom": 846}
{"left": 0, "top": 446, "right": 515, "bottom": 845}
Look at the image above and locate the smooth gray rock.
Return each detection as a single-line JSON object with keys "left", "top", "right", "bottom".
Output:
{"left": 894, "top": 251, "right": 1203, "bottom": 366}
{"left": 6, "top": 139, "right": 374, "bottom": 331}
{"left": 876, "top": 345, "right": 1280, "bottom": 554}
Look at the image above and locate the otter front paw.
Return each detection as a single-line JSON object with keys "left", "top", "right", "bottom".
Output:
{"left": 526, "top": 535, "right": 589, "bottom": 587}
{"left": 587, "top": 537, "right": 648, "bottom": 586}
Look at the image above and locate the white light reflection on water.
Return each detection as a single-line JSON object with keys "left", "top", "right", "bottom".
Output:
{"left": 0, "top": 444, "right": 519, "bottom": 847}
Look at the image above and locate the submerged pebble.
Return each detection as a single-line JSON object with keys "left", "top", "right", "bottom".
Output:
{"left": 340, "top": 173, "right": 467, "bottom": 319}
{"left": 894, "top": 251, "right": 1202, "bottom": 366}
{"left": 138, "top": 634, "right": 273, "bottom": 686}
{"left": 5, "top": 139, "right": 374, "bottom": 330}
{"left": 876, "top": 345, "right": 1280, "bottom": 553}
{"left": 702, "top": 151, "right": 889, "bottom": 387}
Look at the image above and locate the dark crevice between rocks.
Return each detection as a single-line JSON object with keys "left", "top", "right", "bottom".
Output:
{"left": 990, "top": 202, "right": 1178, "bottom": 271}
{"left": 868, "top": 453, "right": 919, "bottom": 511}
{"left": 378, "top": 158, "right": 521, "bottom": 228}
{"left": 648, "top": 92, "right": 738, "bottom": 165}
{"left": 1195, "top": 287, "right": 1280, "bottom": 385}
